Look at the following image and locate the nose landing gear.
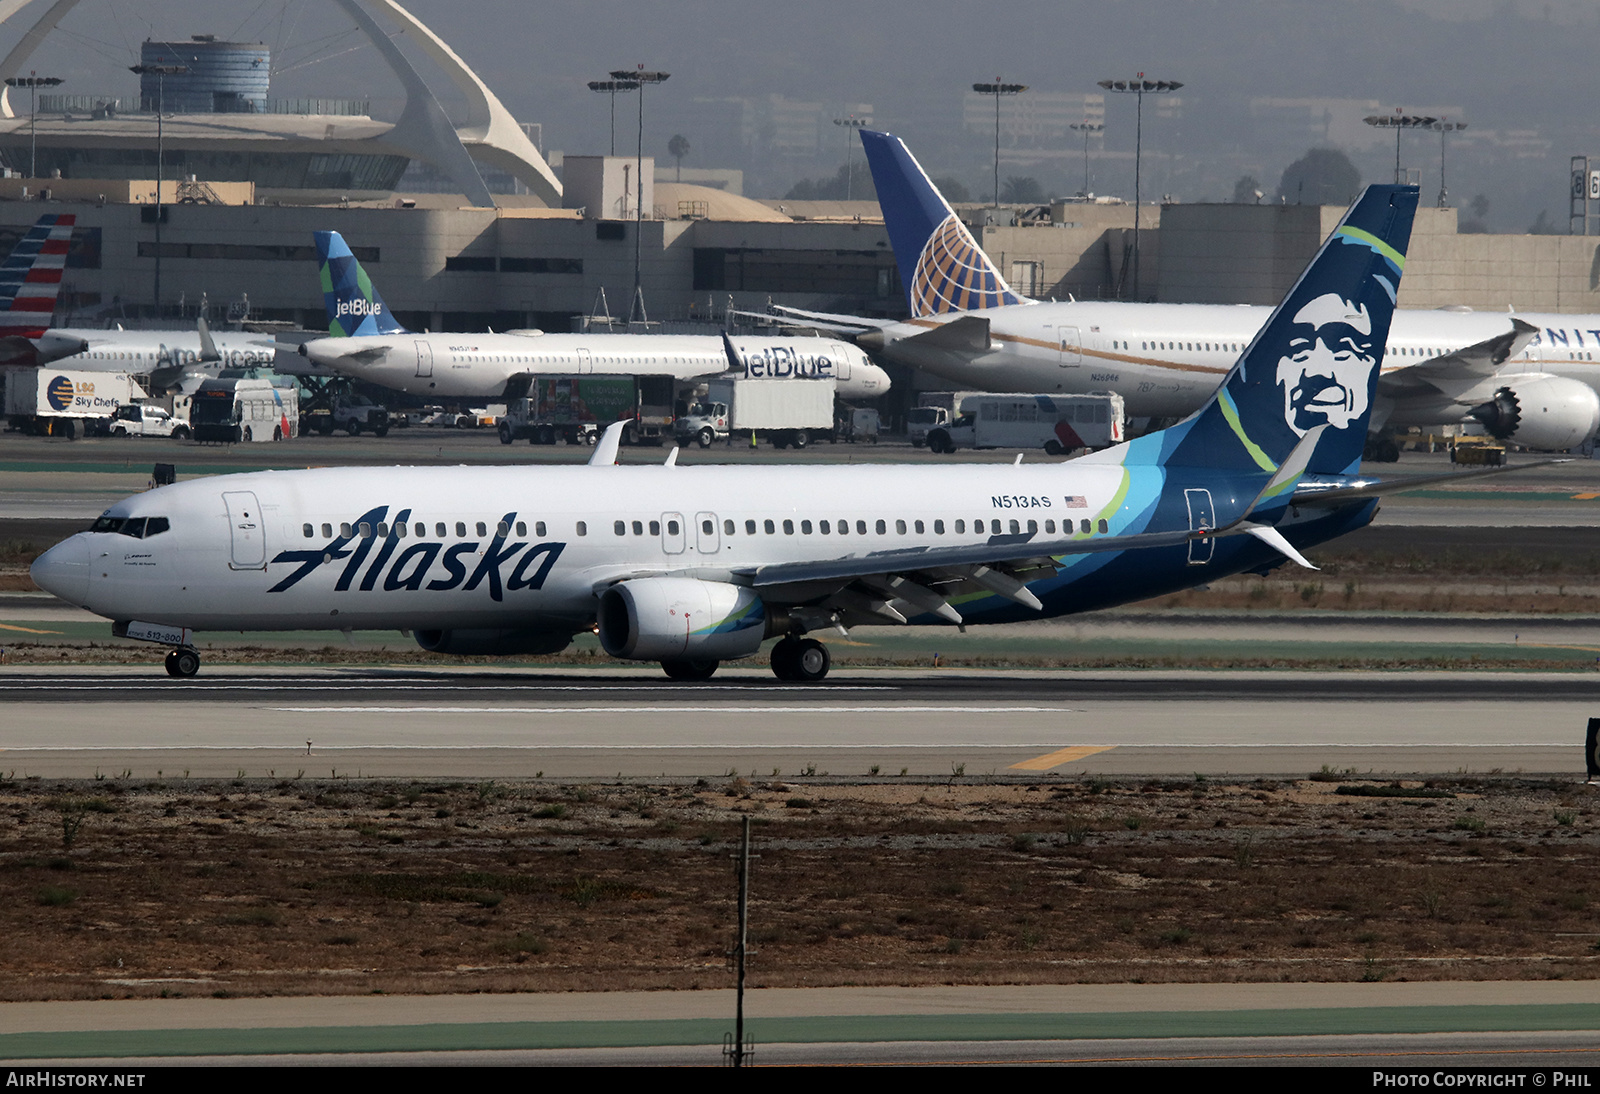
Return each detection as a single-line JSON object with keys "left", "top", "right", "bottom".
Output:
{"left": 164, "top": 647, "right": 201, "bottom": 678}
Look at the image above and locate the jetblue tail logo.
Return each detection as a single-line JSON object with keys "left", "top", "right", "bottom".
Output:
{"left": 315, "top": 230, "right": 408, "bottom": 337}
{"left": 859, "top": 130, "right": 1026, "bottom": 318}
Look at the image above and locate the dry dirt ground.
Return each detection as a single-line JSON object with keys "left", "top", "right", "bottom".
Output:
{"left": 3, "top": 773, "right": 1599, "bottom": 1002}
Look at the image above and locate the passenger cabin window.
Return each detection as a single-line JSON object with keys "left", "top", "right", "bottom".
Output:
{"left": 837, "top": 518, "right": 848, "bottom": 535}
{"left": 764, "top": 520, "right": 775, "bottom": 534}
{"left": 376, "top": 523, "right": 389, "bottom": 538}
{"left": 323, "top": 523, "right": 333, "bottom": 538}
{"left": 359, "top": 522, "right": 373, "bottom": 539}
{"left": 800, "top": 520, "right": 812, "bottom": 534}
{"left": 782, "top": 519, "right": 794, "bottom": 535}
{"left": 820, "top": 520, "right": 831, "bottom": 534}
{"left": 1080, "top": 519, "right": 1091, "bottom": 534}
{"left": 476, "top": 522, "right": 487, "bottom": 537}
{"left": 856, "top": 520, "right": 867, "bottom": 535}
{"left": 396, "top": 523, "right": 407, "bottom": 539}
{"left": 955, "top": 519, "right": 965, "bottom": 534}
{"left": 1098, "top": 518, "right": 1109, "bottom": 533}
{"left": 435, "top": 523, "right": 446, "bottom": 537}
{"left": 497, "top": 521, "right": 509, "bottom": 537}
{"left": 896, "top": 520, "right": 907, "bottom": 534}
{"left": 647, "top": 521, "right": 657, "bottom": 536}
{"left": 417, "top": 523, "right": 427, "bottom": 537}
{"left": 745, "top": 520, "right": 757, "bottom": 535}
{"left": 632, "top": 521, "right": 644, "bottom": 536}
{"left": 576, "top": 522, "right": 588, "bottom": 536}
{"left": 666, "top": 520, "right": 678, "bottom": 535}
{"left": 303, "top": 523, "right": 313, "bottom": 538}
{"left": 724, "top": 519, "right": 735, "bottom": 535}
{"left": 341, "top": 522, "right": 353, "bottom": 538}
{"left": 537, "top": 522, "right": 548, "bottom": 537}
{"left": 614, "top": 520, "right": 627, "bottom": 536}
{"left": 934, "top": 520, "right": 945, "bottom": 534}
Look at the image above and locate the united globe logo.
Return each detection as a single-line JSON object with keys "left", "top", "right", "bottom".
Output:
{"left": 45, "top": 374, "right": 75, "bottom": 412}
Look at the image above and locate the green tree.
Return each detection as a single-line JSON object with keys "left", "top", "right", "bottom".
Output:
{"left": 1275, "top": 149, "right": 1360, "bottom": 205}
{"left": 931, "top": 176, "right": 972, "bottom": 204}
{"left": 1000, "top": 175, "right": 1044, "bottom": 204}
{"left": 667, "top": 135, "right": 690, "bottom": 182}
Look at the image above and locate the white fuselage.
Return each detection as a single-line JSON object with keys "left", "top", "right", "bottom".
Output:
{"left": 301, "top": 332, "right": 891, "bottom": 401}
{"left": 883, "top": 301, "right": 1600, "bottom": 423}
{"left": 35, "top": 328, "right": 278, "bottom": 374}
{"left": 40, "top": 460, "right": 1131, "bottom": 634}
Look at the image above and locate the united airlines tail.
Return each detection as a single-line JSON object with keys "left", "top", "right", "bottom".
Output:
{"left": 1109, "top": 184, "right": 1419, "bottom": 479}
{"left": 0, "top": 213, "right": 73, "bottom": 339}
{"left": 859, "top": 129, "right": 1026, "bottom": 318}
{"left": 315, "top": 230, "right": 408, "bottom": 337}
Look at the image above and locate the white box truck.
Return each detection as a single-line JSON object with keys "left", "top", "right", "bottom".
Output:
{"left": 3, "top": 367, "right": 146, "bottom": 438}
{"left": 675, "top": 378, "right": 835, "bottom": 449}
{"left": 927, "top": 391, "right": 1125, "bottom": 454}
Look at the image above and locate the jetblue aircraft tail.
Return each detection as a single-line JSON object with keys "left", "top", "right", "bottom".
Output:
{"left": 1106, "top": 184, "right": 1419, "bottom": 479}
{"left": 0, "top": 213, "right": 73, "bottom": 339}
{"left": 859, "top": 129, "right": 1026, "bottom": 318}
{"left": 315, "top": 230, "right": 408, "bottom": 337}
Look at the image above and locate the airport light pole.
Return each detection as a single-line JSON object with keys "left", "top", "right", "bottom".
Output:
{"left": 973, "top": 79, "right": 1026, "bottom": 208}
{"left": 5, "top": 73, "right": 63, "bottom": 179}
{"left": 1069, "top": 121, "right": 1103, "bottom": 196}
{"left": 587, "top": 78, "right": 637, "bottom": 157}
{"left": 833, "top": 115, "right": 867, "bottom": 200}
{"left": 610, "top": 66, "right": 668, "bottom": 324}
{"left": 1363, "top": 111, "right": 1436, "bottom": 185}
{"left": 130, "top": 62, "right": 188, "bottom": 320}
{"left": 1428, "top": 119, "right": 1466, "bottom": 208}
{"left": 1099, "top": 76, "right": 1182, "bottom": 301}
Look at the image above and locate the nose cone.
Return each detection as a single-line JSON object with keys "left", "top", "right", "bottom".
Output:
{"left": 31, "top": 534, "right": 90, "bottom": 606}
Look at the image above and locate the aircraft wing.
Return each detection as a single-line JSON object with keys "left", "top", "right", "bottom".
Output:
{"left": 1377, "top": 318, "right": 1539, "bottom": 400}
{"left": 897, "top": 315, "right": 991, "bottom": 352}
{"left": 767, "top": 303, "right": 899, "bottom": 333}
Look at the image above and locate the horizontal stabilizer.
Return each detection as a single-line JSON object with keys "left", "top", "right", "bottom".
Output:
{"left": 901, "top": 315, "right": 991, "bottom": 352}
{"left": 1290, "top": 458, "right": 1567, "bottom": 507}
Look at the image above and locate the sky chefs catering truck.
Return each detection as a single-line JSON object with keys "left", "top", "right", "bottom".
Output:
{"left": 927, "top": 392, "right": 1126, "bottom": 454}
{"left": 675, "top": 377, "right": 835, "bottom": 449}
{"left": 4, "top": 368, "right": 146, "bottom": 438}
{"left": 501, "top": 375, "right": 675, "bottom": 446}
{"left": 190, "top": 378, "right": 299, "bottom": 443}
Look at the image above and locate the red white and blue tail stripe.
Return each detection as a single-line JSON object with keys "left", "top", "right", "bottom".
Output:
{"left": 0, "top": 213, "right": 73, "bottom": 338}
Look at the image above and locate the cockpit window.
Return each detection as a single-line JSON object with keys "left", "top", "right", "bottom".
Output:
{"left": 117, "top": 518, "right": 147, "bottom": 538}
{"left": 144, "top": 517, "right": 169, "bottom": 537}
{"left": 107, "top": 516, "right": 171, "bottom": 539}
{"left": 89, "top": 515, "right": 125, "bottom": 534}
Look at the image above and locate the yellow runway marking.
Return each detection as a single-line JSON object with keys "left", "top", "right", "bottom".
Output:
{"left": 1572, "top": 492, "right": 1600, "bottom": 500}
{"left": 0, "top": 623, "right": 60, "bottom": 635}
{"left": 1010, "top": 745, "right": 1115, "bottom": 771}
{"left": 1518, "top": 642, "right": 1600, "bottom": 653}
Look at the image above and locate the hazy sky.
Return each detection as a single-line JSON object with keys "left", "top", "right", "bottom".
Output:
{"left": 4, "top": 0, "right": 1598, "bottom": 226}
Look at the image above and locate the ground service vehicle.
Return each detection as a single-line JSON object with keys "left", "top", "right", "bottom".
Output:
{"left": 502, "top": 376, "right": 675, "bottom": 446}
{"left": 907, "top": 391, "right": 982, "bottom": 447}
{"left": 190, "top": 379, "right": 298, "bottom": 443}
{"left": 109, "top": 403, "right": 190, "bottom": 439}
{"left": 927, "top": 392, "right": 1125, "bottom": 454}
{"left": 675, "top": 378, "right": 835, "bottom": 449}
{"left": 3, "top": 367, "right": 145, "bottom": 438}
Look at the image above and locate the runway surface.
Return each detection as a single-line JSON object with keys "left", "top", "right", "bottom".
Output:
{"left": 3, "top": 667, "right": 1596, "bottom": 778}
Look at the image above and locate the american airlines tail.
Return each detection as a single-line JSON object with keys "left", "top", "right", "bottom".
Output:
{"left": 859, "top": 129, "right": 1027, "bottom": 318}
{"left": 315, "top": 230, "right": 409, "bottom": 337}
{"left": 0, "top": 213, "right": 73, "bottom": 339}
{"left": 1102, "top": 184, "right": 1419, "bottom": 479}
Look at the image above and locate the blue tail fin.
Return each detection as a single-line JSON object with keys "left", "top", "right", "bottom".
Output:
{"left": 315, "top": 230, "right": 408, "bottom": 337}
{"left": 1114, "top": 185, "right": 1419, "bottom": 478}
{"left": 860, "top": 129, "right": 1027, "bottom": 318}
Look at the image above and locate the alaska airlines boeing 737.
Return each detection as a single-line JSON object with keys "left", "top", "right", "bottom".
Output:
{"left": 37, "top": 184, "right": 1501, "bottom": 682}
{"left": 297, "top": 231, "right": 890, "bottom": 402}
{"left": 772, "top": 131, "right": 1600, "bottom": 456}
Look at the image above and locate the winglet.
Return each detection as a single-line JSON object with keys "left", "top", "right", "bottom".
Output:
{"left": 589, "top": 421, "right": 626, "bottom": 466}
{"left": 196, "top": 316, "right": 219, "bottom": 362}
{"left": 664, "top": 446, "right": 680, "bottom": 467}
{"left": 720, "top": 330, "right": 742, "bottom": 371}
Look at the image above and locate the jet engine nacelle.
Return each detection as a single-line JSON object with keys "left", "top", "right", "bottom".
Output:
{"left": 597, "top": 577, "right": 767, "bottom": 662}
{"left": 414, "top": 628, "right": 575, "bottom": 657}
{"left": 1468, "top": 375, "right": 1600, "bottom": 451}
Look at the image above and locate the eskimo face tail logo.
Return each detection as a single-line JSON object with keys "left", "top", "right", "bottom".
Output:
{"left": 1275, "top": 293, "right": 1376, "bottom": 436}
{"left": 910, "top": 214, "right": 1024, "bottom": 317}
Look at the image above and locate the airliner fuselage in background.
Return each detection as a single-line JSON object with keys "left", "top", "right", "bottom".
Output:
{"left": 810, "top": 130, "right": 1600, "bottom": 453}
{"left": 300, "top": 329, "right": 890, "bottom": 401}
{"left": 298, "top": 230, "right": 891, "bottom": 401}
{"left": 861, "top": 302, "right": 1600, "bottom": 449}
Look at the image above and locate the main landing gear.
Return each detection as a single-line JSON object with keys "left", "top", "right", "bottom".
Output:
{"left": 164, "top": 647, "right": 200, "bottom": 678}
{"left": 661, "top": 658, "right": 719, "bottom": 681}
{"left": 771, "top": 636, "right": 830, "bottom": 682}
